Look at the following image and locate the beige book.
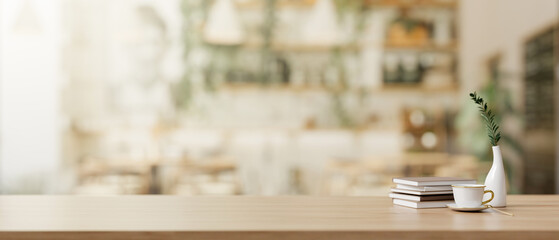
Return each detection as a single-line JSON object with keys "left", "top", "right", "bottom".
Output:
{"left": 393, "top": 177, "right": 476, "bottom": 186}
{"left": 393, "top": 199, "right": 455, "bottom": 209}
{"left": 396, "top": 184, "right": 453, "bottom": 192}
{"left": 391, "top": 188, "right": 453, "bottom": 196}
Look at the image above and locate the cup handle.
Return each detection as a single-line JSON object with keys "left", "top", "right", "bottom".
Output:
{"left": 482, "top": 190, "right": 494, "bottom": 205}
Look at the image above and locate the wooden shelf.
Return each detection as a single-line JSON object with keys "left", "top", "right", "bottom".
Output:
{"left": 379, "top": 83, "right": 459, "bottom": 94}
{"left": 237, "top": 0, "right": 458, "bottom": 9}
{"left": 237, "top": 42, "right": 457, "bottom": 53}
{"left": 384, "top": 41, "right": 458, "bottom": 52}
{"left": 239, "top": 42, "right": 361, "bottom": 52}
{"left": 364, "top": 0, "right": 458, "bottom": 8}
{"left": 218, "top": 82, "right": 458, "bottom": 94}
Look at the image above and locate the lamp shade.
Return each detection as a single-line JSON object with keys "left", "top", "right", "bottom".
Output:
{"left": 203, "top": 0, "right": 245, "bottom": 45}
{"left": 301, "top": 0, "right": 340, "bottom": 47}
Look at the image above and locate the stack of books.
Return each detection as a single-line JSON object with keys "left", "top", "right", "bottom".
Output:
{"left": 390, "top": 177, "right": 476, "bottom": 208}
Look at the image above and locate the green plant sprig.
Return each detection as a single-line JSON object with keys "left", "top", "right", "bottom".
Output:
{"left": 469, "top": 92, "right": 501, "bottom": 146}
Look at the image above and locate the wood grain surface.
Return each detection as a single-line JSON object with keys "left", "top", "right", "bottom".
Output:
{"left": 0, "top": 195, "right": 557, "bottom": 239}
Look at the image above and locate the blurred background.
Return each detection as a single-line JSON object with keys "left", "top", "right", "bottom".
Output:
{"left": 0, "top": 0, "right": 557, "bottom": 195}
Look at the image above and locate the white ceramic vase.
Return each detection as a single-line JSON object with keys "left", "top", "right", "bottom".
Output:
{"left": 484, "top": 145, "right": 507, "bottom": 207}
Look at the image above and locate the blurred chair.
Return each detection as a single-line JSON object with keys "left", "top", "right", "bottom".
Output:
{"left": 170, "top": 156, "right": 240, "bottom": 195}
{"left": 400, "top": 152, "right": 450, "bottom": 176}
{"left": 74, "top": 156, "right": 152, "bottom": 194}
{"left": 434, "top": 154, "right": 480, "bottom": 180}
{"left": 320, "top": 155, "right": 401, "bottom": 196}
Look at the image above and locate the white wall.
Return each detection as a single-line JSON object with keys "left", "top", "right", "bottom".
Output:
{"left": 459, "top": 0, "right": 558, "bottom": 192}
{"left": 460, "top": 0, "right": 558, "bottom": 93}
{"left": 0, "top": 0, "right": 61, "bottom": 193}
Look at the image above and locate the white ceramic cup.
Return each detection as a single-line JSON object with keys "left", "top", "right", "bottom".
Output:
{"left": 452, "top": 184, "right": 494, "bottom": 208}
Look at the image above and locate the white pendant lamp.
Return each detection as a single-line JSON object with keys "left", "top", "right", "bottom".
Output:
{"left": 203, "top": 0, "right": 245, "bottom": 45}
{"left": 301, "top": 0, "right": 340, "bottom": 47}
{"left": 12, "top": 0, "right": 43, "bottom": 35}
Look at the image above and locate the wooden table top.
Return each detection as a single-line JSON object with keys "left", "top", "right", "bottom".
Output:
{"left": 0, "top": 195, "right": 558, "bottom": 240}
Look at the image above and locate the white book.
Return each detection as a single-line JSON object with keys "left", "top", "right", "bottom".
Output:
{"left": 396, "top": 184, "right": 453, "bottom": 192}
{"left": 393, "top": 199, "right": 455, "bottom": 209}
{"left": 391, "top": 188, "right": 453, "bottom": 196}
{"left": 393, "top": 177, "right": 476, "bottom": 186}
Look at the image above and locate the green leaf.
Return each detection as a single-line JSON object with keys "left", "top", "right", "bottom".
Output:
{"left": 469, "top": 92, "right": 501, "bottom": 146}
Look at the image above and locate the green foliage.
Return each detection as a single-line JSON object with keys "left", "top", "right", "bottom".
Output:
{"left": 469, "top": 92, "right": 501, "bottom": 146}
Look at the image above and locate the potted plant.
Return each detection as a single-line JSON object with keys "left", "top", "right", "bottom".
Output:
{"left": 470, "top": 92, "right": 506, "bottom": 207}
